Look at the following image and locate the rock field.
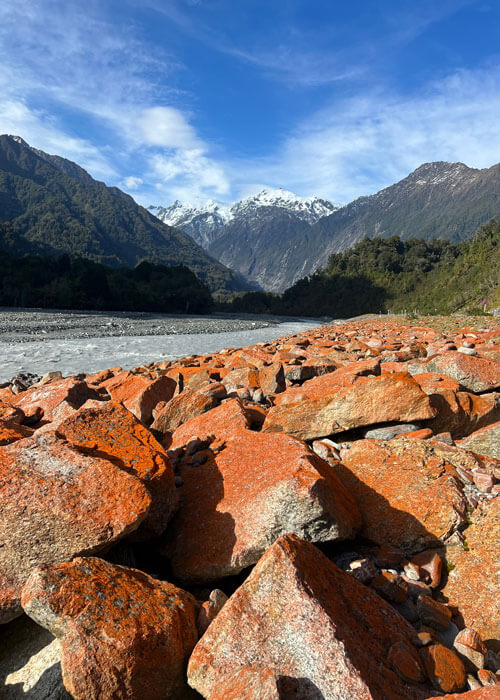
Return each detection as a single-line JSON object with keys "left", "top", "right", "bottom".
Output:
{"left": 1, "top": 315, "right": 499, "bottom": 698}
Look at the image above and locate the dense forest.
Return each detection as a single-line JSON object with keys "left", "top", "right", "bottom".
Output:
{"left": 223, "top": 217, "right": 500, "bottom": 317}
{"left": 0, "top": 235, "right": 213, "bottom": 314}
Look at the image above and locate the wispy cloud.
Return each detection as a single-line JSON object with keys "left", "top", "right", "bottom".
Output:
{"left": 228, "top": 63, "right": 500, "bottom": 203}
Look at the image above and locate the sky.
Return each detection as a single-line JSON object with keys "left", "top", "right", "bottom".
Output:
{"left": 1, "top": 0, "right": 500, "bottom": 207}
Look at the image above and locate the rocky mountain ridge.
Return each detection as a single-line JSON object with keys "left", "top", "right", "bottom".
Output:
{"left": 0, "top": 135, "right": 249, "bottom": 294}
{"left": 153, "top": 161, "right": 500, "bottom": 292}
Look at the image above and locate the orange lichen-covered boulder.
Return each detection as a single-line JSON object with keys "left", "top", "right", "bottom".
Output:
{"left": 14, "top": 377, "right": 99, "bottom": 423}
{"left": 205, "top": 666, "right": 281, "bottom": 700}
{"left": 407, "top": 352, "right": 500, "bottom": 393}
{"left": 0, "top": 432, "right": 151, "bottom": 623}
{"left": 151, "top": 382, "right": 226, "bottom": 434}
{"left": 262, "top": 372, "right": 435, "bottom": 440}
{"left": 187, "top": 534, "right": 431, "bottom": 699}
{"left": 0, "top": 419, "right": 33, "bottom": 445}
{"left": 413, "top": 373, "right": 500, "bottom": 438}
{"left": 21, "top": 557, "right": 198, "bottom": 700}
{"left": 102, "top": 373, "right": 176, "bottom": 424}
{"left": 57, "top": 401, "right": 177, "bottom": 538}
{"left": 337, "top": 437, "right": 468, "bottom": 552}
{"left": 169, "top": 398, "right": 251, "bottom": 450}
{"left": 165, "top": 431, "right": 360, "bottom": 582}
{"left": 0, "top": 400, "right": 24, "bottom": 424}
{"left": 440, "top": 498, "right": 500, "bottom": 645}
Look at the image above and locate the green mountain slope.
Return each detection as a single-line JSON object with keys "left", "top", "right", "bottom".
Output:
{"left": 0, "top": 135, "right": 249, "bottom": 294}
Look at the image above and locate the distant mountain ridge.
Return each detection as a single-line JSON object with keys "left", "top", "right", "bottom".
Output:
{"left": 152, "top": 161, "right": 500, "bottom": 292}
{"left": 150, "top": 188, "right": 338, "bottom": 290}
{"left": 0, "top": 135, "right": 249, "bottom": 293}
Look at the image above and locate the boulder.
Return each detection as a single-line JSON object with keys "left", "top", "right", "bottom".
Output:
{"left": 187, "top": 534, "right": 430, "bottom": 699}
{"left": 14, "top": 378, "right": 100, "bottom": 423}
{"left": 258, "top": 362, "right": 286, "bottom": 396}
{"left": 457, "top": 422, "right": 500, "bottom": 460}
{"left": 337, "top": 437, "right": 468, "bottom": 552}
{"left": 169, "top": 398, "right": 251, "bottom": 450}
{"left": 151, "top": 383, "right": 226, "bottom": 434}
{"left": 165, "top": 431, "right": 360, "bottom": 582}
{"left": 407, "top": 352, "right": 500, "bottom": 393}
{"left": 102, "top": 373, "right": 176, "bottom": 424}
{"left": 0, "top": 419, "right": 33, "bottom": 445}
{"left": 56, "top": 401, "right": 178, "bottom": 538}
{"left": 262, "top": 372, "right": 435, "bottom": 440}
{"left": 427, "top": 688, "right": 500, "bottom": 699}
{"left": 440, "top": 498, "right": 500, "bottom": 646}
{"left": 22, "top": 557, "right": 198, "bottom": 700}
{"left": 0, "top": 432, "right": 151, "bottom": 622}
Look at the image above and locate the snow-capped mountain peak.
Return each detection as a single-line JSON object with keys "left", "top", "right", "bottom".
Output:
{"left": 231, "top": 187, "right": 338, "bottom": 224}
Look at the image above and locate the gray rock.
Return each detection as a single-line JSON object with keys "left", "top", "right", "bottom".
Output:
{"left": 0, "top": 616, "right": 69, "bottom": 699}
{"left": 362, "top": 422, "right": 421, "bottom": 440}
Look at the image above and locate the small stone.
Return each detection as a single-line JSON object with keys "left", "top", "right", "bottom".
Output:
{"left": 349, "top": 558, "right": 377, "bottom": 584}
{"left": 196, "top": 589, "right": 228, "bottom": 636}
{"left": 478, "top": 670, "right": 500, "bottom": 686}
{"left": 371, "top": 572, "right": 409, "bottom": 603}
{"left": 411, "top": 551, "right": 443, "bottom": 588}
{"left": 473, "top": 470, "right": 495, "bottom": 493}
{"left": 467, "top": 674, "right": 483, "bottom": 690}
{"left": 458, "top": 347, "right": 478, "bottom": 356}
{"left": 417, "top": 595, "right": 452, "bottom": 631}
{"left": 404, "top": 561, "right": 422, "bottom": 581}
{"left": 420, "top": 643, "right": 467, "bottom": 693}
{"left": 388, "top": 640, "right": 427, "bottom": 683}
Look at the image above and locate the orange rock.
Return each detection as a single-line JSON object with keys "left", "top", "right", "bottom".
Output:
{"left": 0, "top": 400, "right": 24, "bottom": 424}
{"left": 414, "top": 373, "right": 500, "bottom": 438}
{"left": 165, "top": 431, "right": 360, "bottom": 582}
{"left": 57, "top": 401, "right": 177, "bottom": 538}
{"left": 440, "top": 498, "right": 500, "bottom": 645}
{"left": 337, "top": 437, "right": 468, "bottom": 552}
{"left": 169, "top": 398, "right": 251, "bottom": 450}
{"left": 0, "top": 419, "right": 33, "bottom": 445}
{"left": 204, "top": 666, "right": 280, "bottom": 700}
{"left": 0, "top": 432, "right": 151, "bottom": 623}
{"left": 14, "top": 377, "right": 99, "bottom": 423}
{"left": 151, "top": 382, "right": 226, "bottom": 433}
{"left": 21, "top": 557, "right": 198, "bottom": 700}
{"left": 103, "top": 373, "right": 176, "bottom": 424}
{"left": 420, "top": 643, "right": 467, "bottom": 693}
{"left": 188, "top": 534, "right": 430, "bottom": 699}
{"left": 222, "top": 366, "right": 260, "bottom": 392}
{"left": 262, "top": 372, "right": 435, "bottom": 440}
{"left": 408, "top": 352, "right": 500, "bottom": 393}
{"left": 258, "top": 362, "right": 285, "bottom": 396}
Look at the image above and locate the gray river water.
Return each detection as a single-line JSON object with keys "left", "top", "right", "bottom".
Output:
{"left": 0, "top": 310, "right": 320, "bottom": 382}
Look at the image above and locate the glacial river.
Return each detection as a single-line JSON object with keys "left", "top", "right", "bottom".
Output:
{"left": 0, "top": 311, "right": 321, "bottom": 382}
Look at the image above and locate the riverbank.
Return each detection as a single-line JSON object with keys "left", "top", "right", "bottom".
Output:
{"left": 1, "top": 315, "right": 499, "bottom": 698}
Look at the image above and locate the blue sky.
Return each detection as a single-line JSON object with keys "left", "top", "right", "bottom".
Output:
{"left": 1, "top": 0, "right": 500, "bottom": 207}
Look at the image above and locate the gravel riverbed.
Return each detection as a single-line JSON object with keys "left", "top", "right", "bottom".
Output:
{"left": 0, "top": 308, "right": 321, "bottom": 382}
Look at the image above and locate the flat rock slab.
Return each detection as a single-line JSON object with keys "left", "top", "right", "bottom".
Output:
{"left": 262, "top": 372, "right": 435, "bottom": 440}
{"left": 57, "top": 401, "right": 177, "bottom": 538}
{"left": 169, "top": 397, "right": 251, "bottom": 450}
{"left": 0, "top": 615, "right": 69, "bottom": 699}
{"left": 338, "top": 437, "right": 468, "bottom": 552}
{"left": 166, "top": 430, "right": 361, "bottom": 583}
{"left": 188, "top": 534, "right": 431, "bottom": 700}
{"left": 440, "top": 498, "right": 500, "bottom": 646}
{"left": 101, "top": 373, "right": 176, "bottom": 424}
{"left": 22, "top": 557, "right": 198, "bottom": 700}
{"left": 457, "top": 421, "right": 500, "bottom": 460}
{"left": 407, "top": 352, "right": 500, "bottom": 393}
{"left": 0, "top": 432, "right": 151, "bottom": 623}
{"left": 14, "top": 378, "right": 99, "bottom": 423}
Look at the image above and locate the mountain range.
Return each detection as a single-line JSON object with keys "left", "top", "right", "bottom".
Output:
{"left": 152, "top": 161, "right": 500, "bottom": 291}
{"left": 0, "top": 135, "right": 248, "bottom": 294}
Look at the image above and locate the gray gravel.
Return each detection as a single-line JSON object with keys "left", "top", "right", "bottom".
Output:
{"left": 0, "top": 308, "right": 305, "bottom": 342}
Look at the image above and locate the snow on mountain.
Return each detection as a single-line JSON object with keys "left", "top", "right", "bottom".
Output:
{"left": 149, "top": 188, "right": 338, "bottom": 248}
{"left": 231, "top": 188, "right": 338, "bottom": 224}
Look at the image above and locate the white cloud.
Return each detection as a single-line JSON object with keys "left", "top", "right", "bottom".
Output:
{"left": 138, "top": 107, "right": 201, "bottom": 149}
{"left": 231, "top": 65, "right": 500, "bottom": 204}
{"left": 121, "top": 176, "right": 144, "bottom": 190}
